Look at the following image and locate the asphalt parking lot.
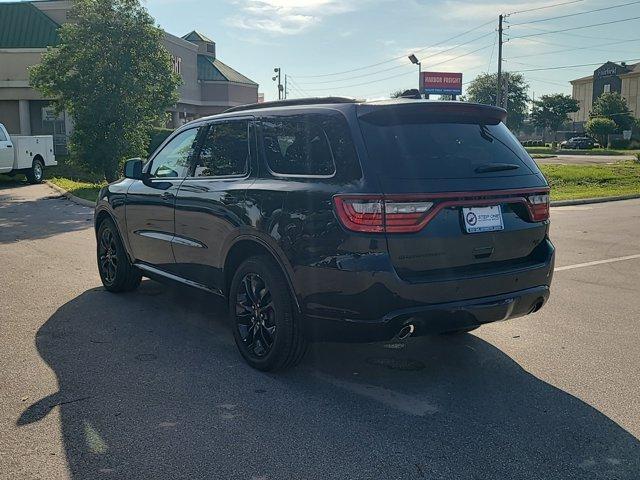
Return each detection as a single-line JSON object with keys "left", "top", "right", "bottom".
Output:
{"left": 1, "top": 182, "right": 639, "bottom": 480}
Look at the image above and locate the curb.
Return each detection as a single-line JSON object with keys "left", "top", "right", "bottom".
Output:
{"left": 551, "top": 193, "right": 640, "bottom": 207}
{"left": 45, "top": 180, "right": 95, "bottom": 208}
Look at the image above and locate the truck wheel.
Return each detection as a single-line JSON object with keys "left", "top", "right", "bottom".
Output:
{"left": 229, "top": 255, "right": 307, "bottom": 371}
{"left": 97, "top": 218, "right": 142, "bottom": 293}
{"left": 26, "top": 158, "right": 44, "bottom": 184}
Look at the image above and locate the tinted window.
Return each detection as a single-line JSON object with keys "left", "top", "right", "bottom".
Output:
{"left": 193, "top": 120, "right": 249, "bottom": 177}
{"left": 359, "top": 116, "right": 540, "bottom": 179}
{"left": 261, "top": 115, "right": 337, "bottom": 176}
{"left": 0, "top": 129, "right": 7, "bottom": 142}
{"left": 150, "top": 128, "right": 198, "bottom": 178}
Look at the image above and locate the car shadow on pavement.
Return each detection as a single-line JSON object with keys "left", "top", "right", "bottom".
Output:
{"left": 19, "top": 281, "right": 640, "bottom": 480}
{"left": 0, "top": 187, "right": 92, "bottom": 244}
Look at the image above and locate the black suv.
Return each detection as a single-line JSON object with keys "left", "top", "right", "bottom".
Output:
{"left": 95, "top": 98, "right": 554, "bottom": 371}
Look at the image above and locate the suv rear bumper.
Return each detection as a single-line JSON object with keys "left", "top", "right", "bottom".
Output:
{"left": 303, "top": 285, "right": 550, "bottom": 342}
{"left": 297, "top": 239, "right": 554, "bottom": 342}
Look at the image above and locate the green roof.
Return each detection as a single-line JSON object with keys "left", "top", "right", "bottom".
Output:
{"left": 183, "top": 30, "right": 214, "bottom": 43}
{"left": 197, "top": 55, "right": 257, "bottom": 86}
{"left": 0, "top": 2, "right": 60, "bottom": 48}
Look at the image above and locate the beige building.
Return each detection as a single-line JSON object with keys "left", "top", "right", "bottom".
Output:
{"left": 0, "top": 1, "right": 258, "bottom": 153}
{"left": 570, "top": 61, "right": 640, "bottom": 124}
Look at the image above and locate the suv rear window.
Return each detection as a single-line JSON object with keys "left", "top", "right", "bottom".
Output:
{"left": 359, "top": 114, "right": 539, "bottom": 179}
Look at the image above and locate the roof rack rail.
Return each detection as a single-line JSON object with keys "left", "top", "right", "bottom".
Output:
{"left": 224, "top": 97, "right": 361, "bottom": 113}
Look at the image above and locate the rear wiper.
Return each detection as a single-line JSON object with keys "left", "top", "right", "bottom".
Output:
{"left": 474, "top": 163, "right": 520, "bottom": 173}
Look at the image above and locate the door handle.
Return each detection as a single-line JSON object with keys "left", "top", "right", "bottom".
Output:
{"left": 160, "top": 191, "right": 175, "bottom": 201}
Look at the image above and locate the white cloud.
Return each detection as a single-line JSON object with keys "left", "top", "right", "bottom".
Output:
{"left": 227, "top": 0, "right": 361, "bottom": 35}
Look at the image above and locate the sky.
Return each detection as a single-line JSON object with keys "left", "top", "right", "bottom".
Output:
{"left": 11, "top": 0, "right": 640, "bottom": 100}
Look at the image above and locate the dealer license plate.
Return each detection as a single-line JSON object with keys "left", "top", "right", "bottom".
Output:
{"left": 462, "top": 206, "right": 504, "bottom": 233}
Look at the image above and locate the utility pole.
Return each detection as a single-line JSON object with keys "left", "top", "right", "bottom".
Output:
{"left": 496, "top": 14, "right": 503, "bottom": 108}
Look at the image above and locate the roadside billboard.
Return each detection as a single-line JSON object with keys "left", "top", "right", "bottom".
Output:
{"left": 421, "top": 72, "right": 463, "bottom": 96}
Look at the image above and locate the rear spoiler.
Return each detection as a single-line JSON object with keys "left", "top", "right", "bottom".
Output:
{"left": 357, "top": 101, "right": 508, "bottom": 124}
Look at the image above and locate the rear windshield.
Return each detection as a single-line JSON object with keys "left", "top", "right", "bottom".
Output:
{"left": 359, "top": 114, "right": 540, "bottom": 179}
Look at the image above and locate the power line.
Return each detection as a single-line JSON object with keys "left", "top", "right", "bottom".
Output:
{"left": 302, "top": 57, "right": 491, "bottom": 92}
{"left": 526, "top": 76, "right": 572, "bottom": 88}
{"left": 510, "top": 16, "right": 640, "bottom": 39}
{"left": 510, "top": 0, "right": 640, "bottom": 26}
{"left": 513, "top": 58, "right": 640, "bottom": 72}
{"left": 506, "top": 38, "right": 640, "bottom": 60}
{"left": 509, "top": 26, "right": 640, "bottom": 44}
{"left": 291, "top": 33, "right": 495, "bottom": 86}
{"left": 290, "top": 19, "right": 495, "bottom": 79}
{"left": 508, "top": 0, "right": 585, "bottom": 16}
{"left": 486, "top": 31, "right": 498, "bottom": 73}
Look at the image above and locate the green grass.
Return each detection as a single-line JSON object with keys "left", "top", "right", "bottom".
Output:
{"left": 526, "top": 146, "right": 640, "bottom": 156}
{"left": 48, "top": 177, "right": 105, "bottom": 202}
{"left": 540, "top": 161, "right": 640, "bottom": 201}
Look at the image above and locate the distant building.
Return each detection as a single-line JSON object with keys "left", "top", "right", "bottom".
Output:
{"left": 0, "top": 1, "right": 258, "bottom": 153}
{"left": 570, "top": 61, "right": 640, "bottom": 125}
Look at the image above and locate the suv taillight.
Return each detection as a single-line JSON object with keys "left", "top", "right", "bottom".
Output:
{"left": 526, "top": 194, "right": 550, "bottom": 222}
{"left": 334, "top": 196, "right": 434, "bottom": 233}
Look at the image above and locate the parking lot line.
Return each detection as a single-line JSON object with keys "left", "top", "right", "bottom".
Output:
{"left": 555, "top": 254, "right": 640, "bottom": 272}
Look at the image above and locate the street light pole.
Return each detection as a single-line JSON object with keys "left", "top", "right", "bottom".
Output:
{"left": 273, "top": 67, "right": 282, "bottom": 100}
{"left": 408, "top": 54, "right": 423, "bottom": 99}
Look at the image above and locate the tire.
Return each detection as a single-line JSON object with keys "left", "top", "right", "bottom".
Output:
{"left": 97, "top": 218, "right": 142, "bottom": 293}
{"left": 229, "top": 255, "right": 307, "bottom": 372}
{"left": 26, "top": 158, "right": 45, "bottom": 184}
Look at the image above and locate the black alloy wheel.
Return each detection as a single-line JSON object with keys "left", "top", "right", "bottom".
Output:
{"left": 235, "top": 273, "right": 277, "bottom": 358}
{"left": 98, "top": 227, "right": 118, "bottom": 284}
{"left": 96, "top": 218, "right": 142, "bottom": 292}
{"left": 229, "top": 255, "right": 307, "bottom": 371}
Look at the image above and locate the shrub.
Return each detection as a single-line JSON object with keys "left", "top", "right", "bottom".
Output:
{"left": 609, "top": 137, "right": 631, "bottom": 149}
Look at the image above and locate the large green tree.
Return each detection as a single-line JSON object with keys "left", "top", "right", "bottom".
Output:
{"left": 465, "top": 72, "right": 529, "bottom": 130}
{"left": 530, "top": 93, "right": 580, "bottom": 142}
{"left": 585, "top": 117, "right": 616, "bottom": 146}
{"left": 30, "top": 0, "right": 180, "bottom": 181}
{"left": 590, "top": 92, "right": 635, "bottom": 132}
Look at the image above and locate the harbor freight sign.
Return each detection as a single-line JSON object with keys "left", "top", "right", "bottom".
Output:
{"left": 422, "top": 72, "right": 463, "bottom": 95}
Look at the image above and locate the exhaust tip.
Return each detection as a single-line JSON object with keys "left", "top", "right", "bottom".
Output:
{"left": 529, "top": 299, "right": 544, "bottom": 314}
{"left": 397, "top": 324, "right": 415, "bottom": 340}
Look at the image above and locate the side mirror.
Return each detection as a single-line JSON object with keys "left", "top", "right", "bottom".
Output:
{"left": 123, "top": 158, "right": 144, "bottom": 180}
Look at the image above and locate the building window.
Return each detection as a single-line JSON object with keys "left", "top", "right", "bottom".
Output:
{"left": 206, "top": 43, "right": 215, "bottom": 54}
{"left": 171, "top": 56, "right": 182, "bottom": 75}
{"left": 604, "top": 84, "right": 611, "bottom": 93}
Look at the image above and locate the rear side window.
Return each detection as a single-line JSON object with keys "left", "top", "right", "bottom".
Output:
{"left": 261, "top": 115, "right": 334, "bottom": 176}
{"left": 259, "top": 113, "right": 361, "bottom": 179}
{"left": 0, "top": 129, "right": 7, "bottom": 142}
{"left": 193, "top": 120, "right": 249, "bottom": 177}
{"left": 359, "top": 114, "right": 540, "bottom": 179}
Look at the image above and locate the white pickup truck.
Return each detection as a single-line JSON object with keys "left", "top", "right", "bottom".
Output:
{"left": 0, "top": 123, "right": 57, "bottom": 184}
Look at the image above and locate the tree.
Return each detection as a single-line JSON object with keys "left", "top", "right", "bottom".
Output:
{"left": 530, "top": 94, "right": 580, "bottom": 142}
{"left": 30, "top": 0, "right": 180, "bottom": 181}
{"left": 590, "top": 92, "right": 634, "bottom": 132}
{"left": 391, "top": 89, "right": 421, "bottom": 99}
{"left": 465, "top": 72, "right": 529, "bottom": 130}
{"left": 585, "top": 117, "right": 616, "bottom": 146}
